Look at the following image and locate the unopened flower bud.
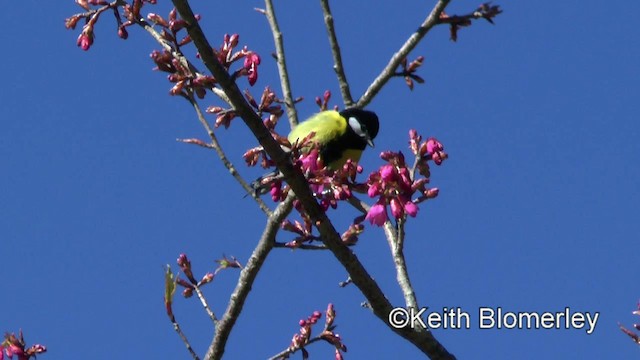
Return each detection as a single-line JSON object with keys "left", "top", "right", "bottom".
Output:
{"left": 147, "top": 13, "right": 169, "bottom": 27}
{"left": 76, "top": 24, "right": 94, "bottom": 51}
{"left": 76, "top": 0, "right": 90, "bottom": 10}
{"left": 65, "top": 15, "right": 82, "bottom": 29}
{"left": 229, "top": 33, "right": 239, "bottom": 47}
{"left": 200, "top": 272, "right": 214, "bottom": 285}
{"left": 426, "top": 188, "right": 439, "bottom": 199}
{"left": 182, "top": 288, "right": 193, "bottom": 298}
{"left": 323, "top": 90, "right": 331, "bottom": 103}
{"left": 118, "top": 25, "right": 128, "bottom": 39}
{"left": 390, "top": 197, "right": 403, "bottom": 219}
{"left": 404, "top": 200, "right": 418, "bottom": 217}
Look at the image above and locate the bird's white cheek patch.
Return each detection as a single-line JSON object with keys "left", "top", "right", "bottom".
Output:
{"left": 348, "top": 117, "right": 366, "bottom": 138}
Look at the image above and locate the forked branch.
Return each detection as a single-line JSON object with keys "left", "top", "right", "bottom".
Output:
{"left": 170, "top": 0, "right": 455, "bottom": 358}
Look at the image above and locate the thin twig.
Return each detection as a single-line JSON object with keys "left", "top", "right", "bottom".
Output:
{"left": 409, "top": 154, "right": 421, "bottom": 184}
{"left": 274, "top": 242, "right": 329, "bottom": 250}
{"left": 268, "top": 336, "right": 324, "bottom": 360}
{"left": 357, "top": 0, "right": 451, "bottom": 108}
{"left": 319, "top": 0, "right": 354, "bottom": 107}
{"left": 171, "top": 1, "right": 455, "bottom": 358}
{"left": 263, "top": 0, "right": 299, "bottom": 128}
{"left": 384, "top": 219, "right": 420, "bottom": 312}
{"left": 133, "top": 18, "right": 271, "bottom": 215}
{"left": 274, "top": 241, "right": 356, "bottom": 250}
{"left": 172, "top": 319, "right": 201, "bottom": 360}
{"left": 207, "top": 193, "right": 295, "bottom": 360}
{"left": 135, "top": 18, "right": 230, "bottom": 104}
{"left": 185, "top": 93, "right": 272, "bottom": 215}
{"left": 193, "top": 286, "right": 218, "bottom": 324}
{"left": 347, "top": 194, "right": 370, "bottom": 214}
{"left": 385, "top": 155, "right": 422, "bottom": 310}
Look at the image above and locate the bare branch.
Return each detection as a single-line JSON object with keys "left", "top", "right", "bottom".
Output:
{"left": 268, "top": 336, "right": 324, "bottom": 360}
{"left": 185, "top": 94, "right": 272, "bottom": 215}
{"left": 384, "top": 219, "right": 419, "bottom": 311}
{"left": 347, "top": 194, "right": 370, "bottom": 214}
{"left": 319, "top": 0, "right": 354, "bottom": 107}
{"left": 357, "top": 0, "right": 451, "bottom": 108}
{"left": 207, "top": 193, "right": 295, "bottom": 359}
{"left": 171, "top": 319, "right": 201, "bottom": 360}
{"left": 131, "top": 18, "right": 273, "bottom": 214}
{"left": 274, "top": 242, "right": 329, "bottom": 250}
{"left": 263, "top": 0, "right": 299, "bottom": 127}
{"left": 274, "top": 241, "right": 357, "bottom": 250}
{"left": 439, "top": 3, "right": 503, "bottom": 41}
{"left": 193, "top": 286, "right": 218, "bottom": 324}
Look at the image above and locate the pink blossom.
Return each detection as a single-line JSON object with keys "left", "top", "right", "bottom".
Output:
{"left": 300, "top": 148, "right": 320, "bottom": 172}
{"left": 4, "top": 343, "right": 23, "bottom": 359}
{"left": 390, "top": 197, "right": 403, "bottom": 219}
{"left": 76, "top": 32, "right": 92, "bottom": 51}
{"left": 76, "top": 24, "right": 94, "bottom": 51}
{"left": 365, "top": 202, "right": 388, "bottom": 226}
{"left": 404, "top": 200, "right": 418, "bottom": 217}
{"left": 380, "top": 164, "right": 396, "bottom": 182}
{"left": 426, "top": 138, "right": 442, "bottom": 154}
{"left": 243, "top": 52, "right": 261, "bottom": 86}
{"left": 367, "top": 182, "right": 381, "bottom": 197}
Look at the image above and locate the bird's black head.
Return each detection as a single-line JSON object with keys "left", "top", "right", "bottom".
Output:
{"left": 339, "top": 108, "right": 380, "bottom": 148}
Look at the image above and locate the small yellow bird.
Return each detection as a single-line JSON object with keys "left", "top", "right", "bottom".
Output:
{"left": 252, "top": 108, "right": 379, "bottom": 194}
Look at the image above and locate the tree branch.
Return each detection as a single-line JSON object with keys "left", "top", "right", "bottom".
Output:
{"left": 207, "top": 193, "right": 295, "bottom": 359}
{"left": 171, "top": 1, "right": 455, "bottom": 358}
{"left": 132, "top": 17, "right": 273, "bottom": 214}
{"left": 135, "top": 18, "right": 230, "bottom": 104}
{"left": 357, "top": 0, "right": 451, "bottom": 108}
{"left": 185, "top": 94, "right": 272, "bottom": 215}
{"left": 193, "top": 285, "right": 218, "bottom": 324}
{"left": 263, "top": 0, "right": 299, "bottom": 128}
{"left": 274, "top": 242, "right": 329, "bottom": 250}
{"left": 268, "top": 336, "right": 324, "bottom": 360}
{"left": 319, "top": 0, "right": 354, "bottom": 107}
{"left": 384, "top": 219, "right": 419, "bottom": 311}
{"left": 171, "top": 317, "right": 201, "bottom": 360}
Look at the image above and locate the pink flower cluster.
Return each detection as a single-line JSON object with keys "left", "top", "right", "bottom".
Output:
{"left": 287, "top": 304, "right": 346, "bottom": 360}
{"left": 365, "top": 130, "right": 446, "bottom": 226}
{"left": 66, "top": 3, "right": 261, "bottom": 91}
{"left": 1, "top": 331, "right": 46, "bottom": 360}
{"left": 67, "top": 0, "right": 161, "bottom": 51}
{"left": 261, "top": 131, "right": 364, "bottom": 211}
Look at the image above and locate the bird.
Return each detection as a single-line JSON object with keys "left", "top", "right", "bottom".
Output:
{"left": 251, "top": 108, "right": 379, "bottom": 195}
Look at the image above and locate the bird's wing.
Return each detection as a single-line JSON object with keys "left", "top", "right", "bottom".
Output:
{"left": 287, "top": 111, "right": 347, "bottom": 146}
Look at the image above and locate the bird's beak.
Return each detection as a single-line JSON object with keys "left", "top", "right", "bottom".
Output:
{"left": 367, "top": 138, "right": 375, "bottom": 148}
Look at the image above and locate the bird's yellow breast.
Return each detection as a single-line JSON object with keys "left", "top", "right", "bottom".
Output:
{"left": 328, "top": 148, "right": 363, "bottom": 169}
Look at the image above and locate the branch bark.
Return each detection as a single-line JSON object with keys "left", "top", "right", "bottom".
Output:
{"left": 263, "top": 0, "right": 299, "bottom": 127}
{"left": 384, "top": 220, "right": 419, "bottom": 311}
{"left": 319, "top": 0, "right": 354, "bottom": 107}
{"left": 133, "top": 17, "right": 272, "bottom": 215}
{"left": 186, "top": 94, "right": 272, "bottom": 215}
{"left": 208, "top": 193, "right": 295, "bottom": 359}
{"left": 357, "top": 0, "right": 451, "bottom": 108}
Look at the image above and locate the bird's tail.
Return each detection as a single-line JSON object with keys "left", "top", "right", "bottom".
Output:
{"left": 250, "top": 170, "right": 284, "bottom": 196}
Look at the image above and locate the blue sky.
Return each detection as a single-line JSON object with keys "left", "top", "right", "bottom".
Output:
{"left": 2, "top": 1, "right": 639, "bottom": 359}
